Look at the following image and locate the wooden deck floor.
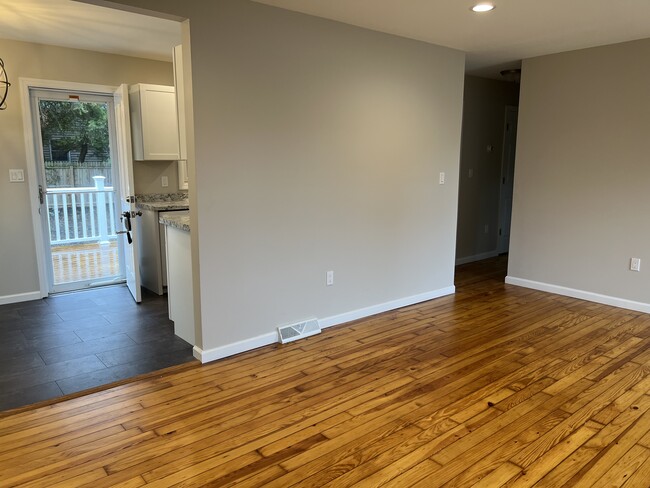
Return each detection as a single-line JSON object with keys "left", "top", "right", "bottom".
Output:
{"left": 51, "top": 241, "right": 120, "bottom": 285}
{"left": 1, "top": 256, "right": 649, "bottom": 487}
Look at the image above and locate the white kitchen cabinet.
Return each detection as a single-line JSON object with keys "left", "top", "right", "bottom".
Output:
{"left": 137, "top": 206, "right": 188, "bottom": 295}
{"left": 177, "top": 160, "right": 189, "bottom": 190}
{"left": 164, "top": 218, "right": 195, "bottom": 345}
{"left": 129, "top": 84, "right": 180, "bottom": 161}
{"left": 137, "top": 209, "right": 166, "bottom": 295}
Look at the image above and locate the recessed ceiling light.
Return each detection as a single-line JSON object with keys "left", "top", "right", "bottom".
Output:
{"left": 471, "top": 3, "right": 496, "bottom": 13}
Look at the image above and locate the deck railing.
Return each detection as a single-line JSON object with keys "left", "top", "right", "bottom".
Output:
{"left": 48, "top": 176, "right": 117, "bottom": 246}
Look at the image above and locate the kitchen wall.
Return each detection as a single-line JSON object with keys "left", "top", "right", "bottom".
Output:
{"left": 508, "top": 38, "right": 650, "bottom": 311}
{"left": 95, "top": 0, "right": 465, "bottom": 357}
{"left": 0, "top": 37, "right": 173, "bottom": 301}
{"left": 133, "top": 161, "right": 184, "bottom": 195}
{"left": 456, "top": 75, "right": 519, "bottom": 264}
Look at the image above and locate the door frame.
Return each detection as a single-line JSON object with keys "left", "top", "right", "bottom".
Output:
{"left": 20, "top": 78, "right": 122, "bottom": 297}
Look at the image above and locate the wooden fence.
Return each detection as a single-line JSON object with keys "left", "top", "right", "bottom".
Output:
{"left": 45, "top": 160, "right": 113, "bottom": 188}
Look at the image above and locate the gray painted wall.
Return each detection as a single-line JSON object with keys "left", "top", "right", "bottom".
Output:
{"left": 0, "top": 37, "right": 173, "bottom": 299}
{"left": 456, "top": 76, "right": 519, "bottom": 262}
{"left": 509, "top": 39, "right": 650, "bottom": 306}
{"left": 99, "top": 0, "right": 466, "bottom": 352}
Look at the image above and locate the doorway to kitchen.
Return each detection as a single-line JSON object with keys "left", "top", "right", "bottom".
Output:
{"left": 29, "top": 87, "right": 127, "bottom": 294}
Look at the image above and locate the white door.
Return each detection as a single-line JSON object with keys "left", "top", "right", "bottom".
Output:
{"left": 114, "top": 84, "right": 142, "bottom": 302}
{"left": 497, "top": 106, "right": 519, "bottom": 254}
{"left": 29, "top": 88, "right": 127, "bottom": 294}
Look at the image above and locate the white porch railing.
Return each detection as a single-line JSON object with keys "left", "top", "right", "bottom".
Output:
{"left": 48, "top": 176, "right": 117, "bottom": 246}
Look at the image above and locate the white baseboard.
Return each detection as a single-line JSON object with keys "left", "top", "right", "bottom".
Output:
{"left": 193, "top": 331, "right": 277, "bottom": 364}
{"left": 505, "top": 276, "right": 650, "bottom": 314}
{"left": 456, "top": 251, "right": 499, "bottom": 266}
{"left": 194, "top": 285, "right": 456, "bottom": 364}
{"left": 318, "top": 286, "right": 455, "bottom": 329}
{"left": 0, "top": 291, "right": 43, "bottom": 306}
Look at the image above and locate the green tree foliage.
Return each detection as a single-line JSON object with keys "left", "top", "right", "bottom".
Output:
{"left": 39, "top": 100, "right": 109, "bottom": 163}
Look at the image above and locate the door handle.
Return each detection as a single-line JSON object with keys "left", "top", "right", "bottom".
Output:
{"left": 120, "top": 211, "right": 133, "bottom": 244}
{"left": 121, "top": 211, "right": 132, "bottom": 231}
{"left": 38, "top": 185, "right": 44, "bottom": 205}
{"left": 116, "top": 229, "right": 132, "bottom": 245}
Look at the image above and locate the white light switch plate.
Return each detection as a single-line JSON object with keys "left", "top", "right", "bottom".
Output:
{"left": 9, "top": 169, "right": 25, "bottom": 182}
{"left": 326, "top": 270, "right": 334, "bottom": 286}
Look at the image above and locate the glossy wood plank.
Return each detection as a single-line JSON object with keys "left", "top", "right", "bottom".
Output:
{"left": 0, "top": 255, "right": 649, "bottom": 487}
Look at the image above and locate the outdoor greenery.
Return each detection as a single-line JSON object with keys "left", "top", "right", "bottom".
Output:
{"left": 39, "top": 100, "right": 109, "bottom": 164}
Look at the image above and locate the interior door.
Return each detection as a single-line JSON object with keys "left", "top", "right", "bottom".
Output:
{"left": 114, "top": 84, "right": 142, "bottom": 302}
{"left": 497, "top": 106, "right": 519, "bottom": 254}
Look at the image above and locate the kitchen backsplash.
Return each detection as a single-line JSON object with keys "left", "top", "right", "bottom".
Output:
{"left": 133, "top": 160, "right": 188, "bottom": 195}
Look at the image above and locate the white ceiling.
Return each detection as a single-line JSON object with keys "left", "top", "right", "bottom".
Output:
{"left": 2, "top": 1, "right": 650, "bottom": 77}
{"left": 0, "top": 0, "right": 180, "bottom": 62}
{"left": 254, "top": 0, "right": 650, "bottom": 77}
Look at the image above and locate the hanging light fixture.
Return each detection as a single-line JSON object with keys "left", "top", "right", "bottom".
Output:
{"left": 0, "top": 57, "right": 10, "bottom": 110}
{"left": 500, "top": 68, "right": 521, "bottom": 84}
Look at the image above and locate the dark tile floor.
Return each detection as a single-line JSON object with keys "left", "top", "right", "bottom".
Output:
{"left": 0, "top": 285, "right": 196, "bottom": 412}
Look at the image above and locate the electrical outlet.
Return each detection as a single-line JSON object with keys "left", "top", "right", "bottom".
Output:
{"left": 468, "top": 168, "right": 473, "bottom": 178}
{"left": 630, "top": 258, "right": 641, "bottom": 272}
{"left": 439, "top": 172, "right": 446, "bottom": 185}
{"left": 326, "top": 270, "right": 334, "bottom": 286}
{"left": 484, "top": 224, "right": 489, "bottom": 234}
{"left": 161, "top": 176, "right": 169, "bottom": 188}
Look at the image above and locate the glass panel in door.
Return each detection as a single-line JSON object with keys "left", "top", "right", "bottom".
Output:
{"left": 33, "top": 91, "right": 126, "bottom": 292}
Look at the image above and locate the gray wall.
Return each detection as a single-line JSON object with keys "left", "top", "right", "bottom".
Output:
{"left": 0, "top": 37, "right": 173, "bottom": 300}
{"left": 133, "top": 160, "right": 184, "bottom": 195}
{"left": 456, "top": 76, "right": 519, "bottom": 262}
{"left": 98, "top": 0, "right": 466, "bottom": 352}
{"left": 508, "top": 38, "right": 650, "bottom": 307}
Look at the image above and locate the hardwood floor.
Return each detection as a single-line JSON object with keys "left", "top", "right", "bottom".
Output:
{"left": 1, "top": 256, "right": 649, "bottom": 487}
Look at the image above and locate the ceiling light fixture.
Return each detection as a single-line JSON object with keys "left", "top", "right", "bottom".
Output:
{"left": 500, "top": 69, "right": 522, "bottom": 84}
{"left": 471, "top": 3, "right": 496, "bottom": 13}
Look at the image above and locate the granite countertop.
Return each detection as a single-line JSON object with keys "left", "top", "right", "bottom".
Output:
{"left": 136, "top": 193, "right": 189, "bottom": 212}
{"left": 159, "top": 212, "right": 190, "bottom": 232}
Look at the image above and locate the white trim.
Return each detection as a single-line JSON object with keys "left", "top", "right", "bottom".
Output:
{"left": 505, "top": 276, "right": 650, "bottom": 314}
{"left": 20, "top": 79, "right": 49, "bottom": 298}
{"left": 20, "top": 78, "right": 117, "bottom": 96}
{"left": 193, "top": 285, "right": 456, "bottom": 364}
{"left": 193, "top": 332, "right": 277, "bottom": 363}
{"left": 0, "top": 291, "right": 43, "bottom": 306}
{"left": 20, "top": 78, "right": 120, "bottom": 298}
{"left": 455, "top": 251, "right": 499, "bottom": 266}
{"left": 318, "top": 286, "right": 455, "bottom": 329}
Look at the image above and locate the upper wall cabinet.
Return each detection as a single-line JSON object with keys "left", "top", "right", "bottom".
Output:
{"left": 129, "top": 84, "right": 180, "bottom": 161}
